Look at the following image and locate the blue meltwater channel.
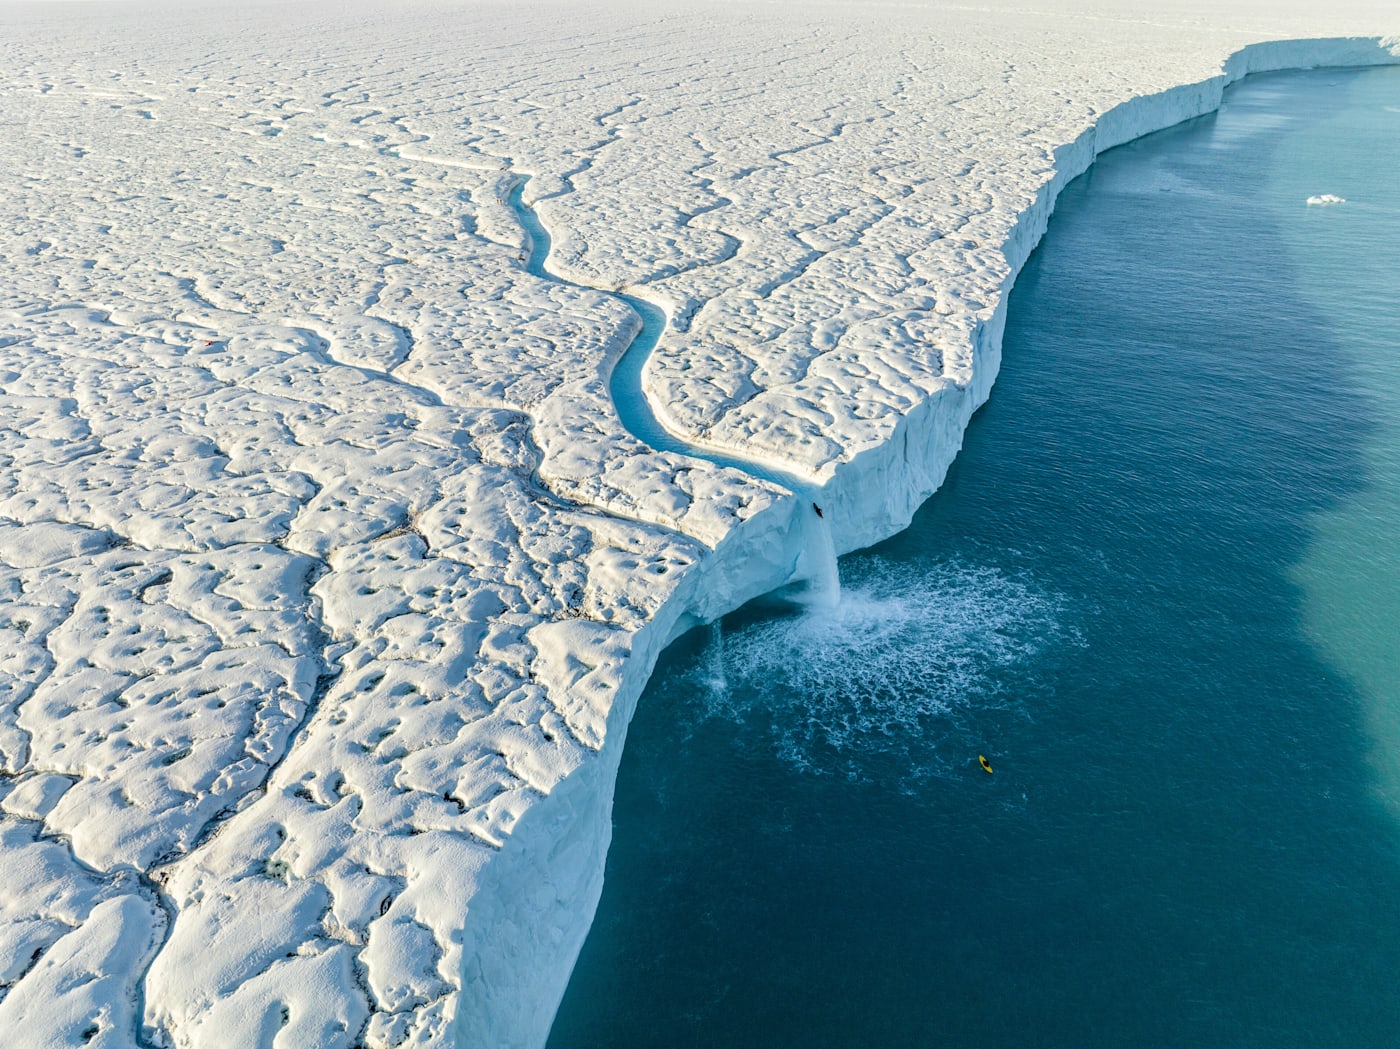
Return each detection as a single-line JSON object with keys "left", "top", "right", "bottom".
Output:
{"left": 548, "top": 66, "right": 1400, "bottom": 1047}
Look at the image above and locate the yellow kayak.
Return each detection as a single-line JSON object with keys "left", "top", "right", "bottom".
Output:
{"left": 978, "top": 755, "right": 994, "bottom": 774}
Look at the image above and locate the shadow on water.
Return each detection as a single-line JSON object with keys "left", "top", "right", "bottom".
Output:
{"left": 549, "top": 67, "right": 1400, "bottom": 1048}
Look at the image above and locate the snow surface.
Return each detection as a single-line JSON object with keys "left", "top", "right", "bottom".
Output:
{"left": 0, "top": 2, "right": 1396, "bottom": 1046}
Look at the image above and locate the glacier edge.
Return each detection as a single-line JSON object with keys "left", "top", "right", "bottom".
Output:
{"left": 457, "top": 34, "right": 1400, "bottom": 1049}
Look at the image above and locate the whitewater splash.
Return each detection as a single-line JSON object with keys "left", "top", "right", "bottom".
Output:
{"left": 676, "top": 558, "right": 1072, "bottom": 787}
{"left": 794, "top": 501, "right": 841, "bottom": 609}
{"left": 703, "top": 621, "right": 729, "bottom": 697}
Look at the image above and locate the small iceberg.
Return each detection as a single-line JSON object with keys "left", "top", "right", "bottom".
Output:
{"left": 1306, "top": 193, "right": 1346, "bottom": 206}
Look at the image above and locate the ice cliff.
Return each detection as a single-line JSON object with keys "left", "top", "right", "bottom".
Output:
{"left": 0, "top": 2, "right": 1395, "bottom": 1047}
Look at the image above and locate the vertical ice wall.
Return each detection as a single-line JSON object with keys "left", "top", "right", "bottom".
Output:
{"left": 459, "top": 34, "right": 1400, "bottom": 1048}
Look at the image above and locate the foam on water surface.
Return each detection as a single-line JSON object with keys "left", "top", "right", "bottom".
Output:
{"left": 681, "top": 558, "right": 1067, "bottom": 785}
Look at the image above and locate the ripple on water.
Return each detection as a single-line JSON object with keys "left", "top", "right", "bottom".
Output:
{"left": 677, "top": 559, "right": 1074, "bottom": 787}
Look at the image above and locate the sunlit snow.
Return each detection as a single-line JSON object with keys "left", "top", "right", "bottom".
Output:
{"left": 0, "top": 2, "right": 1396, "bottom": 1047}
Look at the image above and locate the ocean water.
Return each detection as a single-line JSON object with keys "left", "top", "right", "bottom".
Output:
{"left": 548, "top": 66, "right": 1400, "bottom": 1048}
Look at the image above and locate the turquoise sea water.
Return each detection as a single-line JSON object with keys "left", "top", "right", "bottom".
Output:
{"left": 548, "top": 66, "right": 1400, "bottom": 1047}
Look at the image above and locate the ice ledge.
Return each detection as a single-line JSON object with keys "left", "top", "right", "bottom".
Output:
{"left": 472, "top": 34, "right": 1400, "bottom": 1049}
{"left": 817, "top": 36, "right": 1400, "bottom": 558}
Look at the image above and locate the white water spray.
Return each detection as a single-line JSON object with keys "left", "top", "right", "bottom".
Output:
{"left": 798, "top": 503, "right": 842, "bottom": 610}
{"left": 704, "top": 620, "right": 728, "bottom": 697}
{"left": 686, "top": 559, "right": 1070, "bottom": 785}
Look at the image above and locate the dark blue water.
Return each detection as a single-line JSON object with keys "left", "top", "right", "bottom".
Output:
{"left": 549, "top": 66, "right": 1400, "bottom": 1048}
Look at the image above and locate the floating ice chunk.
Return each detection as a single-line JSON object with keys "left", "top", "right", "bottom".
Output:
{"left": 1306, "top": 193, "right": 1346, "bottom": 206}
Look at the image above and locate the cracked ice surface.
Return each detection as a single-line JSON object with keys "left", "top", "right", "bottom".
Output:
{"left": 0, "top": 2, "right": 1396, "bottom": 1047}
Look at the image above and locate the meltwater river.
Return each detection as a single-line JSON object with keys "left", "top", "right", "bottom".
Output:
{"left": 549, "top": 66, "right": 1400, "bottom": 1048}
